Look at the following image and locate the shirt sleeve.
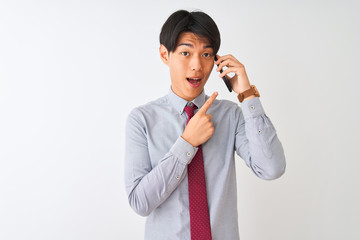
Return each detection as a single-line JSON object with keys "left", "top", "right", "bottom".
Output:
{"left": 235, "top": 97, "right": 286, "bottom": 180}
{"left": 124, "top": 109, "right": 198, "bottom": 216}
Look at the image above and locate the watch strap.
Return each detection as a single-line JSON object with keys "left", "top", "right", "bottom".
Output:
{"left": 237, "top": 85, "right": 260, "bottom": 103}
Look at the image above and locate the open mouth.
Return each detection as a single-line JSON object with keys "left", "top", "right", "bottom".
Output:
{"left": 186, "top": 77, "right": 202, "bottom": 87}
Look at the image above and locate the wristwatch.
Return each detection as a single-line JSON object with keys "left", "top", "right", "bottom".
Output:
{"left": 237, "top": 85, "right": 260, "bottom": 103}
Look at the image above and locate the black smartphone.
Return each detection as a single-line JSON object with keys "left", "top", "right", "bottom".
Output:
{"left": 215, "top": 55, "right": 232, "bottom": 92}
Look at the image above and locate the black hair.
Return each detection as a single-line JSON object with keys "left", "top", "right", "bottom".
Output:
{"left": 159, "top": 10, "right": 221, "bottom": 55}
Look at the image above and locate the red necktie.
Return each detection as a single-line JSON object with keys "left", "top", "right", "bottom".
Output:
{"left": 184, "top": 103, "right": 212, "bottom": 240}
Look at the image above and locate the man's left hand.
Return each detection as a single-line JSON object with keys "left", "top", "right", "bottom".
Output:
{"left": 215, "top": 54, "right": 252, "bottom": 94}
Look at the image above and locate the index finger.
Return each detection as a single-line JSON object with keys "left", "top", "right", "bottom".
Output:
{"left": 198, "top": 92, "right": 218, "bottom": 114}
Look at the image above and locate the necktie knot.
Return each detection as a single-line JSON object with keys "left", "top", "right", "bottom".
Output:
{"left": 184, "top": 103, "right": 198, "bottom": 119}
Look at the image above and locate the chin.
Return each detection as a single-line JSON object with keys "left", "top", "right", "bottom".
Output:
{"left": 185, "top": 88, "right": 203, "bottom": 100}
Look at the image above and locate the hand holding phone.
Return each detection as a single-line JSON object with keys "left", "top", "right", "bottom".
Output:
{"left": 215, "top": 55, "right": 232, "bottom": 92}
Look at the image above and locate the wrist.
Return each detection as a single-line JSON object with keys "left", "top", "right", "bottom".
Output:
{"left": 237, "top": 86, "right": 250, "bottom": 94}
{"left": 181, "top": 134, "right": 195, "bottom": 147}
{"left": 237, "top": 85, "right": 260, "bottom": 103}
{"left": 243, "top": 95, "right": 256, "bottom": 102}
{"left": 233, "top": 71, "right": 251, "bottom": 93}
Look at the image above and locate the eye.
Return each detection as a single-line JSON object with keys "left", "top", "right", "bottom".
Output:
{"left": 181, "top": 52, "right": 190, "bottom": 56}
{"left": 203, "top": 52, "right": 213, "bottom": 58}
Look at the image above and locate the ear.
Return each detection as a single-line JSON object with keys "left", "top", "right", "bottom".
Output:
{"left": 159, "top": 44, "right": 170, "bottom": 65}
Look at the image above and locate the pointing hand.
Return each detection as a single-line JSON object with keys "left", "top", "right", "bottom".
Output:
{"left": 182, "top": 92, "right": 218, "bottom": 147}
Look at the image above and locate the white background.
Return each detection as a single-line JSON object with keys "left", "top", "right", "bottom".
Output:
{"left": 1, "top": 0, "right": 359, "bottom": 239}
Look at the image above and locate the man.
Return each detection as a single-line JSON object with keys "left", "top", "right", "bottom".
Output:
{"left": 125, "top": 10, "right": 286, "bottom": 240}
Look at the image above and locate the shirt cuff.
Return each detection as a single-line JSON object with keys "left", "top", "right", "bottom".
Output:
{"left": 241, "top": 97, "right": 265, "bottom": 120}
{"left": 170, "top": 136, "right": 198, "bottom": 165}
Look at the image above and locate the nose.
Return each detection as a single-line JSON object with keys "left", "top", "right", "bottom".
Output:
{"left": 190, "top": 55, "right": 202, "bottom": 71}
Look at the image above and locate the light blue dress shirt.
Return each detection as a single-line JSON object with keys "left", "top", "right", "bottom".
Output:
{"left": 125, "top": 89, "right": 286, "bottom": 240}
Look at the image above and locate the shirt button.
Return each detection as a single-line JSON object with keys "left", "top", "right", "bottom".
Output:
{"left": 250, "top": 106, "right": 255, "bottom": 110}
{"left": 175, "top": 175, "right": 180, "bottom": 179}
{"left": 186, "top": 152, "right": 191, "bottom": 157}
{"left": 258, "top": 129, "right": 262, "bottom": 134}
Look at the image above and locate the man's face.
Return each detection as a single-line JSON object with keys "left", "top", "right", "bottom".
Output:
{"left": 161, "top": 32, "right": 215, "bottom": 101}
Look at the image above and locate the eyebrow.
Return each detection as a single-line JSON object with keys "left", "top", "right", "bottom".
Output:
{"left": 176, "top": 43, "right": 213, "bottom": 49}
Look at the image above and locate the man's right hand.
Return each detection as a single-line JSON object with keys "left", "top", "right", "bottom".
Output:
{"left": 181, "top": 92, "right": 218, "bottom": 147}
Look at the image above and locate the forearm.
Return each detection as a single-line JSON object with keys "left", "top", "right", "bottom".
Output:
{"left": 236, "top": 97, "right": 286, "bottom": 180}
{"left": 125, "top": 136, "right": 197, "bottom": 216}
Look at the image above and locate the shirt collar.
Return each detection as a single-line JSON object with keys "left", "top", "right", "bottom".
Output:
{"left": 168, "top": 88, "right": 206, "bottom": 115}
